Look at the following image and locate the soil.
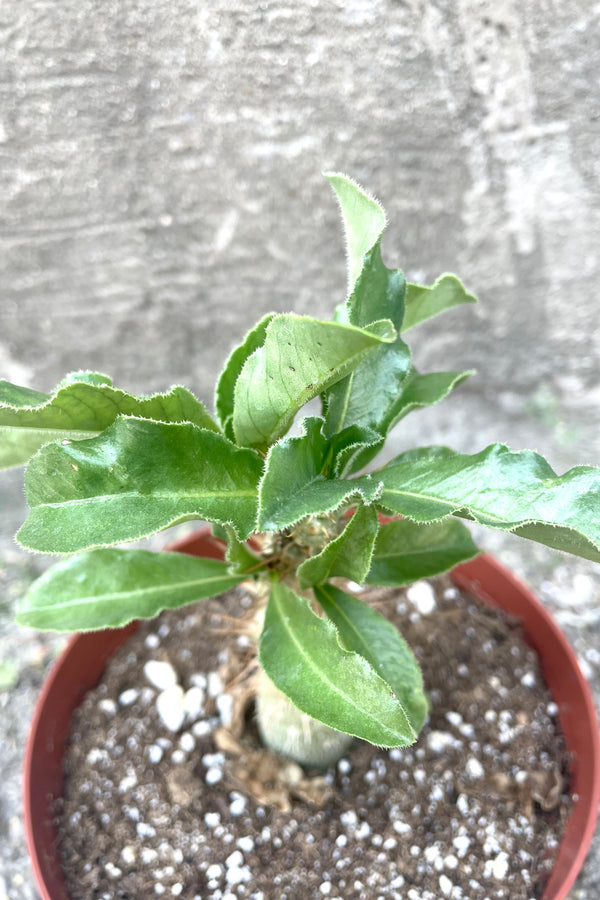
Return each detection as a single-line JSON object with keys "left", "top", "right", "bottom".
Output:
{"left": 58, "top": 577, "right": 571, "bottom": 900}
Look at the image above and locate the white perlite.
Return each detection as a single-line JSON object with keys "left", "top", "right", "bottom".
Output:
{"left": 179, "top": 732, "right": 195, "bottom": 753}
{"left": 225, "top": 850, "right": 251, "bottom": 886}
{"left": 229, "top": 792, "right": 247, "bottom": 816}
{"left": 104, "top": 862, "right": 122, "bottom": 879}
{"left": 426, "top": 730, "right": 461, "bottom": 754}
{"left": 439, "top": 873, "right": 454, "bottom": 896}
{"left": 484, "top": 851, "right": 510, "bottom": 880}
{"left": 144, "top": 660, "right": 178, "bottom": 690}
{"left": 237, "top": 836, "right": 255, "bottom": 852}
{"left": 98, "top": 698, "right": 117, "bottom": 717}
{"left": 206, "top": 864, "right": 223, "bottom": 880}
{"left": 183, "top": 686, "right": 205, "bottom": 722}
{"left": 118, "top": 772, "right": 137, "bottom": 793}
{"left": 147, "top": 744, "right": 164, "bottom": 764}
{"left": 216, "top": 693, "right": 234, "bottom": 725}
{"left": 406, "top": 581, "right": 437, "bottom": 615}
{"left": 156, "top": 685, "right": 186, "bottom": 733}
{"left": 118, "top": 688, "right": 139, "bottom": 707}
{"left": 464, "top": 757, "right": 484, "bottom": 779}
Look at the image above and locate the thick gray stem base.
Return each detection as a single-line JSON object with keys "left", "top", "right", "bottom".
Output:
{"left": 255, "top": 671, "right": 355, "bottom": 769}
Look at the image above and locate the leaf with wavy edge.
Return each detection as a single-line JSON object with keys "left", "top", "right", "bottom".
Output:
{"left": 297, "top": 503, "right": 379, "bottom": 588}
{"left": 18, "top": 417, "right": 263, "bottom": 552}
{"left": 325, "top": 172, "right": 387, "bottom": 291}
{"left": 17, "top": 549, "right": 244, "bottom": 631}
{"left": 402, "top": 274, "right": 477, "bottom": 333}
{"left": 232, "top": 314, "right": 396, "bottom": 450}
{"left": 314, "top": 582, "right": 427, "bottom": 732}
{"left": 376, "top": 443, "right": 600, "bottom": 562}
{"left": 325, "top": 424, "right": 385, "bottom": 478}
{"left": 259, "top": 580, "right": 416, "bottom": 747}
{"left": 323, "top": 177, "right": 411, "bottom": 438}
{"left": 257, "top": 417, "right": 381, "bottom": 532}
{"left": 0, "top": 372, "right": 219, "bottom": 470}
{"left": 323, "top": 323, "right": 412, "bottom": 437}
{"left": 215, "top": 313, "right": 275, "bottom": 439}
{"left": 379, "top": 368, "right": 474, "bottom": 434}
{"left": 366, "top": 518, "right": 480, "bottom": 586}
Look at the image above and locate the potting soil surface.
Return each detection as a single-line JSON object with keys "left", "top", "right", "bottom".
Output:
{"left": 59, "top": 577, "right": 571, "bottom": 900}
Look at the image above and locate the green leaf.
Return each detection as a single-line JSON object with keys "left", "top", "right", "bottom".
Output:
{"left": 402, "top": 274, "right": 477, "bottom": 333}
{"left": 223, "top": 525, "right": 265, "bottom": 576}
{"left": 215, "top": 313, "right": 276, "bottom": 439}
{"left": 366, "top": 518, "right": 480, "bottom": 586}
{"left": 18, "top": 418, "right": 264, "bottom": 552}
{"left": 376, "top": 443, "right": 600, "bottom": 562}
{"left": 325, "top": 425, "right": 385, "bottom": 478}
{"left": 0, "top": 381, "right": 50, "bottom": 406}
{"left": 297, "top": 504, "right": 379, "bottom": 588}
{"left": 323, "top": 177, "right": 412, "bottom": 438}
{"left": 325, "top": 173, "right": 387, "bottom": 291}
{"left": 323, "top": 326, "right": 412, "bottom": 437}
{"left": 314, "top": 582, "right": 427, "bottom": 732}
{"left": 379, "top": 368, "right": 474, "bottom": 433}
{"left": 0, "top": 373, "right": 219, "bottom": 470}
{"left": 17, "top": 549, "right": 244, "bottom": 631}
{"left": 257, "top": 417, "right": 381, "bottom": 532}
{"left": 259, "top": 580, "right": 416, "bottom": 747}
{"left": 57, "top": 371, "right": 114, "bottom": 389}
{"left": 232, "top": 314, "right": 396, "bottom": 450}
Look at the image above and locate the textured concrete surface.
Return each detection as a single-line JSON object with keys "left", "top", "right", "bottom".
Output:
{"left": 1, "top": 1, "right": 600, "bottom": 897}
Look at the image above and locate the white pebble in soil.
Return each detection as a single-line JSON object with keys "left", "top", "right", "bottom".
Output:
{"left": 205, "top": 812, "right": 221, "bottom": 828}
{"left": 452, "top": 835, "right": 471, "bottom": 857}
{"left": 183, "top": 686, "right": 205, "bottom": 722}
{"left": 206, "top": 863, "right": 223, "bottom": 881}
{"left": 229, "top": 792, "right": 247, "bottom": 816}
{"left": 118, "top": 772, "right": 138, "bottom": 793}
{"left": 192, "top": 719, "right": 214, "bottom": 738}
{"left": 439, "top": 873, "right": 454, "bottom": 896}
{"left": 118, "top": 688, "right": 139, "bottom": 707}
{"left": 147, "top": 744, "right": 164, "bottom": 764}
{"left": 156, "top": 685, "right": 186, "bottom": 733}
{"left": 237, "top": 836, "right": 255, "bottom": 854}
{"left": 464, "top": 757, "right": 484, "bottom": 780}
{"left": 98, "top": 698, "right": 117, "bottom": 717}
{"left": 144, "top": 660, "right": 179, "bottom": 691}
{"left": 406, "top": 581, "right": 437, "bottom": 615}
{"left": 484, "top": 851, "right": 510, "bottom": 880}
{"left": 426, "top": 730, "right": 461, "bottom": 754}
{"left": 207, "top": 671, "right": 223, "bottom": 698}
{"left": 205, "top": 768, "right": 223, "bottom": 785}
{"left": 216, "top": 692, "right": 234, "bottom": 726}
{"left": 178, "top": 731, "right": 195, "bottom": 753}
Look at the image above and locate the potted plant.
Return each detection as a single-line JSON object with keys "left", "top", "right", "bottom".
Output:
{"left": 2, "top": 174, "right": 599, "bottom": 899}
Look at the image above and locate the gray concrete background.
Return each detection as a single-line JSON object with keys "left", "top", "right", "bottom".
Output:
{"left": 1, "top": 1, "right": 600, "bottom": 897}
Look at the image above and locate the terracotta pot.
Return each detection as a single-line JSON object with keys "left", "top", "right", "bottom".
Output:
{"left": 24, "top": 530, "right": 600, "bottom": 900}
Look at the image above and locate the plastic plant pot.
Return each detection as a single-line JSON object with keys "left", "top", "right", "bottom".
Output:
{"left": 23, "top": 530, "right": 600, "bottom": 900}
